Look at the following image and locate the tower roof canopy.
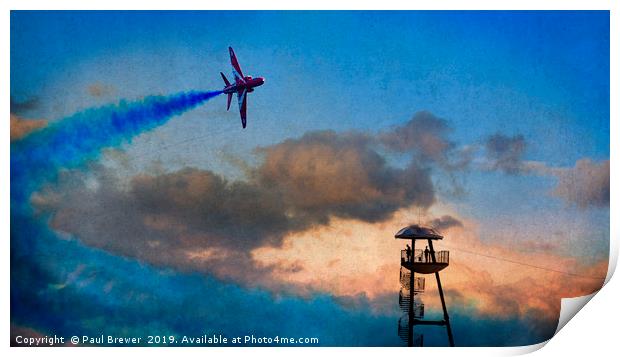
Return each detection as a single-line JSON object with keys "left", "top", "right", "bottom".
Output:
{"left": 395, "top": 224, "right": 443, "bottom": 240}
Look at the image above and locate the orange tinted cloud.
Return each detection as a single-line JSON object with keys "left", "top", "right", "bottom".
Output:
{"left": 87, "top": 83, "right": 115, "bottom": 97}
{"left": 251, "top": 205, "right": 607, "bottom": 320}
{"left": 37, "top": 162, "right": 607, "bottom": 322}
{"left": 10, "top": 113, "right": 47, "bottom": 141}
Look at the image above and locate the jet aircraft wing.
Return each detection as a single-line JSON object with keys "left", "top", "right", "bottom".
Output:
{"left": 237, "top": 88, "right": 247, "bottom": 128}
{"left": 229, "top": 46, "right": 245, "bottom": 84}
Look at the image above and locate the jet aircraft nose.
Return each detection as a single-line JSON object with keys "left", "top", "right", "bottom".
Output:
{"left": 257, "top": 77, "right": 265, "bottom": 85}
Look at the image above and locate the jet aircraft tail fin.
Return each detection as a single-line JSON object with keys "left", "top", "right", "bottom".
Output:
{"left": 220, "top": 72, "right": 231, "bottom": 86}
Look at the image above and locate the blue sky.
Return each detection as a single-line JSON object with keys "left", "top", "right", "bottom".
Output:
{"left": 11, "top": 11, "right": 609, "bottom": 159}
{"left": 11, "top": 10, "right": 610, "bottom": 212}
{"left": 11, "top": 11, "right": 610, "bottom": 346}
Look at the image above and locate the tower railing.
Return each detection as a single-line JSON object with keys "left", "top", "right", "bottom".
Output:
{"left": 401, "top": 249, "right": 449, "bottom": 265}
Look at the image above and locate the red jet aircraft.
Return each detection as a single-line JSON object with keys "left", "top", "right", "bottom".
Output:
{"left": 220, "top": 47, "right": 265, "bottom": 128}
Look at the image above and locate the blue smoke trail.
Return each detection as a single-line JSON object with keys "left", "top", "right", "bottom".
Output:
{"left": 10, "top": 90, "right": 221, "bottom": 331}
{"left": 11, "top": 89, "right": 227, "bottom": 340}
{"left": 9, "top": 89, "right": 403, "bottom": 346}
{"left": 11, "top": 90, "right": 222, "bottom": 205}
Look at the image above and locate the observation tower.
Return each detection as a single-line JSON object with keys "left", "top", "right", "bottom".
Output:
{"left": 395, "top": 224, "right": 454, "bottom": 347}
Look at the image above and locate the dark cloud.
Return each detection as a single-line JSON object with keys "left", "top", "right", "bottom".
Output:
{"left": 10, "top": 96, "right": 39, "bottom": 114}
{"left": 34, "top": 167, "right": 275, "bottom": 286}
{"left": 255, "top": 130, "right": 435, "bottom": 222}
{"left": 379, "top": 111, "right": 460, "bottom": 167}
{"left": 552, "top": 159, "right": 609, "bottom": 208}
{"left": 484, "top": 133, "right": 527, "bottom": 174}
{"left": 482, "top": 133, "right": 609, "bottom": 209}
{"left": 130, "top": 168, "right": 294, "bottom": 250}
{"left": 10, "top": 114, "right": 47, "bottom": 141}
{"left": 35, "top": 130, "right": 436, "bottom": 282}
{"left": 428, "top": 215, "right": 463, "bottom": 232}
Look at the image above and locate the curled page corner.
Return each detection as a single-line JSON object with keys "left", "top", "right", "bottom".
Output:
{"left": 546, "top": 246, "right": 617, "bottom": 347}
{"left": 555, "top": 293, "right": 597, "bottom": 335}
{"left": 548, "top": 224, "right": 618, "bottom": 345}
{"left": 514, "top": 292, "right": 601, "bottom": 355}
{"left": 520, "top": 248, "right": 616, "bottom": 354}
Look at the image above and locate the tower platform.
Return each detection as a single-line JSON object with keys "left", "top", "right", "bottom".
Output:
{"left": 401, "top": 249, "right": 449, "bottom": 274}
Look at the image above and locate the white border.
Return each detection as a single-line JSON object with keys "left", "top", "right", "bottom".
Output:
{"left": 0, "top": 0, "right": 615, "bottom": 10}
{"left": 2, "top": 1, "right": 617, "bottom": 356}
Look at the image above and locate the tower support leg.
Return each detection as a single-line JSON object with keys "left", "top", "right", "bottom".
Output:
{"left": 407, "top": 238, "right": 415, "bottom": 346}
{"left": 429, "top": 239, "right": 455, "bottom": 347}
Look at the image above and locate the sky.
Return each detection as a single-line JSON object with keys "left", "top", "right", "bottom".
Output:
{"left": 10, "top": 11, "right": 610, "bottom": 346}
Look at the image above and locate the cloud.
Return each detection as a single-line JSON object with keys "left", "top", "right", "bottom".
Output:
{"left": 10, "top": 113, "right": 47, "bottom": 141}
{"left": 256, "top": 130, "right": 435, "bottom": 222}
{"left": 87, "top": 83, "right": 115, "bottom": 97}
{"left": 477, "top": 133, "right": 609, "bottom": 209}
{"left": 33, "top": 167, "right": 273, "bottom": 286}
{"left": 484, "top": 133, "right": 527, "bottom": 174}
{"left": 552, "top": 159, "right": 609, "bottom": 208}
{"left": 11, "top": 211, "right": 403, "bottom": 347}
{"left": 427, "top": 215, "right": 463, "bottom": 232}
{"left": 18, "top": 118, "right": 608, "bottom": 346}
{"left": 10, "top": 96, "right": 39, "bottom": 114}
{"left": 18, "top": 107, "right": 607, "bottom": 346}
{"left": 252, "top": 205, "right": 607, "bottom": 330}
{"left": 379, "top": 111, "right": 463, "bottom": 169}
{"left": 35, "top": 130, "right": 436, "bottom": 285}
